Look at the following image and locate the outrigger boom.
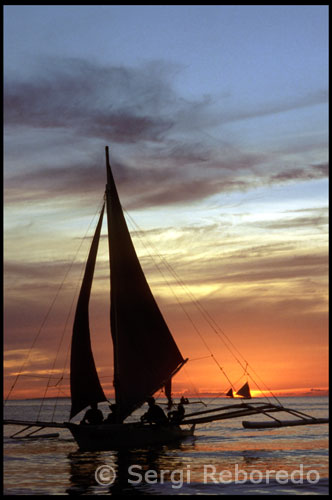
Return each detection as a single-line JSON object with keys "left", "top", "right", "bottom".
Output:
{"left": 180, "top": 402, "right": 329, "bottom": 429}
{"left": 4, "top": 419, "right": 66, "bottom": 439}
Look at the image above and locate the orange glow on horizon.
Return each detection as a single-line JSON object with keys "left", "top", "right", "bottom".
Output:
{"left": 4, "top": 385, "right": 329, "bottom": 401}
{"left": 4, "top": 309, "right": 328, "bottom": 402}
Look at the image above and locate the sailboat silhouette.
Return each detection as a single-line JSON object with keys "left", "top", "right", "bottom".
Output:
{"left": 67, "top": 147, "right": 191, "bottom": 449}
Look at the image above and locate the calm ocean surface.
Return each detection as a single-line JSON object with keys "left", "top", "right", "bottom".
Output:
{"left": 4, "top": 397, "right": 329, "bottom": 495}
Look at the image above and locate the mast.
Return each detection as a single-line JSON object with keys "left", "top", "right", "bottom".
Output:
{"left": 105, "top": 146, "right": 121, "bottom": 409}
{"left": 104, "top": 146, "right": 186, "bottom": 422}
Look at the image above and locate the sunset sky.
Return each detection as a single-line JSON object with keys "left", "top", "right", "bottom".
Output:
{"left": 4, "top": 5, "right": 328, "bottom": 402}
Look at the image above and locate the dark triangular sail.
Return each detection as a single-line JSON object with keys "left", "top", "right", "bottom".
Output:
{"left": 70, "top": 204, "right": 107, "bottom": 419}
{"left": 226, "top": 388, "right": 234, "bottom": 398}
{"left": 236, "top": 382, "right": 251, "bottom": 399}
{"left": 105, "top": 147, "right": 185, "bottom": 421}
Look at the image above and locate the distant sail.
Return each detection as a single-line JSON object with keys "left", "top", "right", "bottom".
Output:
{"left": 236, "top": 382, "right": 251, "bottom": 399}
{"left": 226, "top": 388, "right": 234, "bottom": 398}
{"left": 70, "top": 204, "right": 107, "bottom": 419}
{"left": 105, "top": 148, "right": 185, "bottom": 421}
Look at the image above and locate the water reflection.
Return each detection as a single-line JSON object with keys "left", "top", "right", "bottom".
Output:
{"left": 66, "top": 451, "right": 106, "bottom": 495}
{"left": 66, "top": 440, "right": 197, "bottom": 495}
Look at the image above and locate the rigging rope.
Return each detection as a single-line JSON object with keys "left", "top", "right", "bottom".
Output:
{"left": 48, "top": 198, "right": 106, "bottom": 421}
{"left": 124, "top": 210, "right": 281, "bottom": 405}
{"left": 124, "top": 210, "right": 237, "bottom": 392}
{"left": 5, "top": 199, "right": 105, "bottom": 414}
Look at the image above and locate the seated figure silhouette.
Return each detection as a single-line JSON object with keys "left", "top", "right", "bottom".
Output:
{"left": 104, "top": 403, "right": 119, "bottom": 424}
{"left": 140, "top": 397, "right": 169, "bottom": 426}
{"left": 168, "top": 403, "right": 185, "bottom": 424}
{"left": 80, "top": 402, "right": 104, "bottom": 425}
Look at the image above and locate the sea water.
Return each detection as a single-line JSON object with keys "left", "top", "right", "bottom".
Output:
{"left": 3, "top": 397, "right": 329, "bottom": 495}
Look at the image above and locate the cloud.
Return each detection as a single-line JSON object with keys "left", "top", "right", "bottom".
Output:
{"left": 173, "top": 250, "right": 328, "bottom": 290}
{"left": 269, "top": 163, "right": 328, "bottom": 184}
{"left": 3, "top": 145, "right": 264, "bottom": 208}
{"left": 4, "top": 56, "right": 327, "bottom": 145}
{"left": 4, "top": 57, "right": 181, "bottom": 143}
{"left": 218, "top": 89, "right": 328, "bottom": 125}
{"left": 217, "top": 253, "right": 328, "bottom": 284}
{"left": 4, "top": 57, "right": 328, "bottom": 210}
{"left": 5, "top": 149, "right": 327, "bottom": 211}
{"left": 256, "top": 214, "right": 328, "bottom": 230}
{"left": 4, "top": 259, "right": 80, "bottom": 282}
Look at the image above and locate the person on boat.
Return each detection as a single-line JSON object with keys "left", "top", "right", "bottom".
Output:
{"left": 140, "top": 397, "right": 169, "bottom": 426}
{"left": 166, "top": 397, "right": 173, "bottom": 410}
{"left": 168, "top": 403, "right": 185, "bottom": 424}
{"left": 180, "top": 396, "right": 189, "bottom": 404}
{"left": 104, "top": 404, "right": 119, "bottom": 424}
{"left": 80, "top": 403, "right": 104, "bottom": 425}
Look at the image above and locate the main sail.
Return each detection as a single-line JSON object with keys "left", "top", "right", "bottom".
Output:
{"left": 70, "top": 204, "right": 107, "bottom": 419}
{"left": 105, "top": 147, "right": 185, "bottom": 421}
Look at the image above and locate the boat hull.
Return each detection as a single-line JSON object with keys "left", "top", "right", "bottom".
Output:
{"left": 66, "top": 422, "right": 194, "bottom": 451}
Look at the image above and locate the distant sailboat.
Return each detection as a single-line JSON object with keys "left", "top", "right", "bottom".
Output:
{"left": 226, "top": 388, "right": 234, "bottom": 398}
{"left": 236, "top": 382, "right": 251, "bottom": 399}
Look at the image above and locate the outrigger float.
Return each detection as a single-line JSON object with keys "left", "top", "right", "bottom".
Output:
{"left": 4, "top": 147, "right": 328, "bottom": 450}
